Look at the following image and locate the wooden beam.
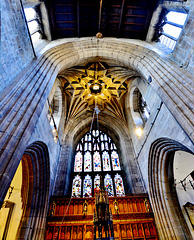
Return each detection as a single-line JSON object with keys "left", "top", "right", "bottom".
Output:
{"left": 118, "top": 0, "right": 125, "bottom": 37}
{"left": 77, "top": 0, "right": 80, "bottom": 37}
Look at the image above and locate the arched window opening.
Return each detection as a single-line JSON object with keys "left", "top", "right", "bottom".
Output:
{"left": 47, "top": 85, "right": 62, "bottom": 142}
{"left": 72, "top": 175, "right": 81, "bottom": 198}
{"left": 131, "top": 87, "right": 150, "bottom": 128}
{"left": 72, "top": 130, "right": 125, "bottom": 198}
{"left": 154, "top": 10, "right": 188, "bottom": 51}
{"left": 174, "top": 151, "right": 194, "bottom": 234}
{"left": 23, "top": 5, "right": 45, "bottom": 48}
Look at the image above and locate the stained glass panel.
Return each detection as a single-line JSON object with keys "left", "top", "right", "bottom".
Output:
{"left": 94, "top": 174, "right": 100, "bottom": 193}
{"left": 114, "top": 174, "right": 125, "bottom": 196}
{"left": 72, "top": 175, "right": 81, "bottom": 198}
{"left": 104, "top": 134, "right": 108, "bottom": 141}
{"left": 80, "top": 144, "right": 82, "bottom": 151}
{"left": 84, "top": 151, "right": 92, "bottom": 172}
{"left": 101, "top": 142, "right": 104, "bottom": 151}
{"left": 104, "top": 174, "right": 114, "bottom": 196}
{"left": 76, "top": 144, "right": 79, "bottom": 151}
{"left": 85, "top": 135, "right": 87, "bottom": 141}
{"left": 94, "top": 143, "right": 97, "bottom": 151}
{"left": 84, "top": 142, "right": 87, "bottom": 151}
{"left": 111, "top": 151, "right": 121, "bottom": 170}
{"left": 92, "top": 130, "right": 95, "bottom": 137}
{"left": 88, "top": 142, "right": 92, "bottom": 151}
{"left": 105, "top": 142, "right": 108, "bottom": 150}
{"left": 102, "top": 151, "right": 111, "bottom": 171}
{"left": 88, "top": 134, "right": 91, "bottom": 141}
{"left": 101, "top": 134, "right": 104, "bottom": 141}
{"left": 74, "top": 152, "right": 82, "bottom": 172}
{"left": 93, "top": 151, "right": 101, "bottom": 171}
{"left": 83, "top": 175, "right": 92, "bottom": 197}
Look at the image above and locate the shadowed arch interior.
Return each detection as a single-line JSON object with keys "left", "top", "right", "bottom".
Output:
{"left": 148, "top": 138, "right": 193, "bottom": 240}
{"left": 16, "top": 141, "right": 50, "bottom": 240}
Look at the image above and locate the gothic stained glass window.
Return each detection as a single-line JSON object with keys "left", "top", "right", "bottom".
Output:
{"left": 102, "top": 151, "right": 111, "bottom": 171}
{"left": 94, "top": 174, "right": 100, "bottom": 193}
{"left": 72, "top": 130, "right": 125, "bottom": 197}
{"left": 111, "top": 151, "right": 121, "bottom": 170}
{"left": 84, "top": 151, "right": 92, "bottom": 172}
{"left": 114, "top": 173, "right": 125, "bottom": 196}
{"left": 93, "top": 151, "right": 101, "bottom": 171}
{"left": 72, "top": 175, "right": 81, "bottom": 198}
{"left": 83, "top": 175, "right": 92, "bottom": 198}
{"left": 74, "top": 152, "right": 82, "bottom": 172}
{"left": 104, "top": 174, "right": 114, "bottom": 197}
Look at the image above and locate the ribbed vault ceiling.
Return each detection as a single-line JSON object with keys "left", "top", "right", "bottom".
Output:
{"left": 58, "top": 61, "right": 139, "bottom": 122}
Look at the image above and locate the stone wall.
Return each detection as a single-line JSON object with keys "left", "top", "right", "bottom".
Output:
{"left": 172, "top": 2, "right": 194, "bottom": 72}
{"left": 126, "top": 77, "right": 194, "bottom": 190}
{"left": 1, "top": 0, "right": 34, "bottom": 93}
{"left": 27, "top": 102, "right": 60, "bottom": 195}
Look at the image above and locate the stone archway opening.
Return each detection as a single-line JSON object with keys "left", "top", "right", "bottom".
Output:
{"left": 148, "top": 138, "right": 193, "bottom": 240}
{"left": 0, "top": 141, "right": 50, "bottom": 240}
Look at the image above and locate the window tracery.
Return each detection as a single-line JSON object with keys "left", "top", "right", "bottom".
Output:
{"left": 153, "top": 10, "right": 188, "bottom": 51}
{"left": 72, "top": 130, "right": 125, "bottom": 198}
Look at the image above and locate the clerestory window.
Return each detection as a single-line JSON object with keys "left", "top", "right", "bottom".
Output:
{"left": 157, "top": 10, "right": 188, "bottom": 51}
{"left": 72, "top": 130, "right": 125, "bottom": 198}
{"left": 23, "top": 6, "right": 44, "bottom": 46}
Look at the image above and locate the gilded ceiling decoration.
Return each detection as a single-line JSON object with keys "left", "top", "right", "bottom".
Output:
{"left": 58, "top": 61, "right": 138, "bottom": 122}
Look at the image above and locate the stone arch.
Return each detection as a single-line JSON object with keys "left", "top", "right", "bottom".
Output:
{"left": 0, "top": 38, "right": 193, "bottom": 205}
{"left": 15, "top": 141, "right": 50, "bottom": 239}
{"left": 54, "top": 112, "right": 145, "bottom": 196}
{"left": 148, "top": 138, "right": 193, "bottom": 240}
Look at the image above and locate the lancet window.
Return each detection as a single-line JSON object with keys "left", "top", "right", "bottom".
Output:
{"left": 72, "top": 130, "right": 125, "bottom": 198}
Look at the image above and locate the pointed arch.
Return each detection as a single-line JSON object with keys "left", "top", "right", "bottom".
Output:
{"left": 16, "top": 141, "right": 50, "bottom": 239}
{"left": 0, "top": 38, "right": 193, "bottom": 205}
{"left": 148, "top": 138, "right": 193, "bottom": 240}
